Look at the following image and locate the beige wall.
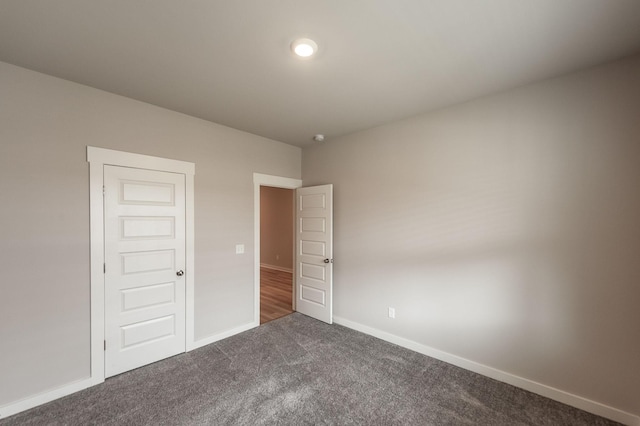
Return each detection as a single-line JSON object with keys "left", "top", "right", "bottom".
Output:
{"left": 260, "top": 186, "right": 294, "bottom": 270}
{"left": 303, "top": 54, "right": 640, "bottom": 416}
{"left": 2, "top": 51, "right": 640, "bottom": 419}
{"left": 0, "top": 61, "right": 301, "bottom": 406}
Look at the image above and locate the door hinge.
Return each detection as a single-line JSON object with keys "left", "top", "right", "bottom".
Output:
{"left": 104, "top": 340, "right": 106, "bottom": 351}
{"left": 104, "top": 263, "right": 106, "bottom": 274}
{"left": 102, "top": 185, "right": 105, "bottom": 196}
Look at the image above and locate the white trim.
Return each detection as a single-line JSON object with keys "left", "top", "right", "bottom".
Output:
{"left": 1, "top": 321, "right": 254, "bottom": 420}
{"left": 88, "top": 154, "right": 106, "bottom": 383}
{"left": 189, "top": 322, "right": 259, "bottom": 350}
{"left": 0, "top": 377, "right": 97, "bottom": 419}
{"left": 260, "top": 263, "right": 293, "bottom": 273}
{"left": 184, "top": 172, "right": 196, "bottom": 350}
{"left": 253, "top": 173, "right": 302, "bottom": 325}
{"left": 87, "top": 146, "right": 195, "bottom": 175}
{"left": 87, "top": 146, "right": 196, "bottom": 375}
{"left": 333, "top": 316, "right": 640, "bottom": 426}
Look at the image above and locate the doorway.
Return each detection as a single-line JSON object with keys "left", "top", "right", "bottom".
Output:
{"left": 260, "top": 186, "right": 295, "bottom": 323}
{"left": 253, "top": 173, "right": 302, "bottom": 325}
{"left": 253, "top": 174, "right": 334, "bottom": 325}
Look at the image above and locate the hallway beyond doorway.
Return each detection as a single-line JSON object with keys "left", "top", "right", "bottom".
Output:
{"left": 260, "top": 267, "right": 293, "bottom": 324}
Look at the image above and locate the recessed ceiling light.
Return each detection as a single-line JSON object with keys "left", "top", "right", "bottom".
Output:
{"left": 291, "top": 38, "right": 318, "bottom": 58}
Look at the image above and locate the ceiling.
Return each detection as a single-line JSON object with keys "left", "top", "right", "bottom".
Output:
{"left": 2, "top": 1, "right": 640, "bottom": 147}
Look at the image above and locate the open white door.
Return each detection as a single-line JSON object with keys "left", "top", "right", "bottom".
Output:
{"left": 104, "top": 165, "right": 186, "bottom": 377}
{"left": 295, "top": 184, "right": 333, "bottom": 324}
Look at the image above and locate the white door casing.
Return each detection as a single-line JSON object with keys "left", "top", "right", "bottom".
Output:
{"left": 104, "top": 165, "right": 186, "bottom": 377}
{"left": 88, "top": 146, "right": 195, "bottom": 384}
{"left": 295, "top": 184, "right": 333, "bottom": 324}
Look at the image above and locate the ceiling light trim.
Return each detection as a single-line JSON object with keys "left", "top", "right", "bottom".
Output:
{"left": 291, "top": 38, "right": 318, "bottom": 58}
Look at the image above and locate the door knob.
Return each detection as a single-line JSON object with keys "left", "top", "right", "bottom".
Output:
{"left": 176, "top": 270, "right": 184, "bottom": 276}
{"left": 323, "top": 259, "right": 331, "bottom": 264}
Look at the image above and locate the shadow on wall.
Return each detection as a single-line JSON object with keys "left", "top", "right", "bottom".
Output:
{"left": 317, "top": 74, "right": 640, "bottom": 411}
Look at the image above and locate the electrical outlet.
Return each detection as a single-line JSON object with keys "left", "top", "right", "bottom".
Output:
{"left": 235, "top": 244, "right": 245, "bottom": 254}
{"left": 388, "top": 307, "right": 396, "bottom": 319}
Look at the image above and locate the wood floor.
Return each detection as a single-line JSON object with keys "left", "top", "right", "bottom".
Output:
{"left": 260, "top": 267, "right": 293, "bottom": 324}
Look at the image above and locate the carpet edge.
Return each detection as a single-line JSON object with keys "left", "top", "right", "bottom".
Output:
{"left": 332, "top": 315, "right": 639, "bottom": 426}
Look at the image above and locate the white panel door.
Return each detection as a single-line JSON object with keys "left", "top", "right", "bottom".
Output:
{"left": 104, "top": 165, "right": 186, "bottom": 377}
{"left": 295, "top": 184, "right": 333, "bottom": 324}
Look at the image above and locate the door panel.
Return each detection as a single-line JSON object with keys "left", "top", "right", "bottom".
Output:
{"left": 121, "top": 315, "right": 176, "bottom": 348}
{"left": 120, "top": 217, "right": 175, "bottom": 239}
{"left": 104, "top": 165, "right": 186, "bottom": 377}
{"left": 295, "top": 184, "right": 333, "bottom": 324}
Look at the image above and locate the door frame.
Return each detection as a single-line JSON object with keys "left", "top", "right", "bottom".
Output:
{"left": 253, "top": 173, "right": 302, "bottom": 325}
{"left": 88, "top": 146, "right": 195, "bottom": 384}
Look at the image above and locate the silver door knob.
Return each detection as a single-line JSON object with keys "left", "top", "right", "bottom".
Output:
{"left": 176, "top": 270, "right": 184, "bottom": 276}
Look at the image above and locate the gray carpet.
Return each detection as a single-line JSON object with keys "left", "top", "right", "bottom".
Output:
{"left": 2, "top": 313, "right": 618, "bottom": 425}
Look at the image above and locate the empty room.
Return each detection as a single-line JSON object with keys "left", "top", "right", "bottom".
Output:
{"left": 1, "top": 1, "right": 639, "bottom": 425}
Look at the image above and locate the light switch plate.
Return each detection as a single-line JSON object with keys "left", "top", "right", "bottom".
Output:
{"left": 235, "top": 244, "right": 245, "bottom": 254}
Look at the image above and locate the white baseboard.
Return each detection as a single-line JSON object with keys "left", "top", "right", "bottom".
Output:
{"left": 188, "top": 321, "right": 258, "bottom": 351}
{"left": 333, "top": 316, "right": 639, "bottom": 426}
{"left": 2, "top": 321, "right": 259, "bottom": 420}
{"left": 4, "top": 318, "right": 635, "bottom": 425}
{"left": 0, "top": 376, "right": 100, "bottom": 420}
{"left": 260, "top": 263, "right": 293, "bottom": 273}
